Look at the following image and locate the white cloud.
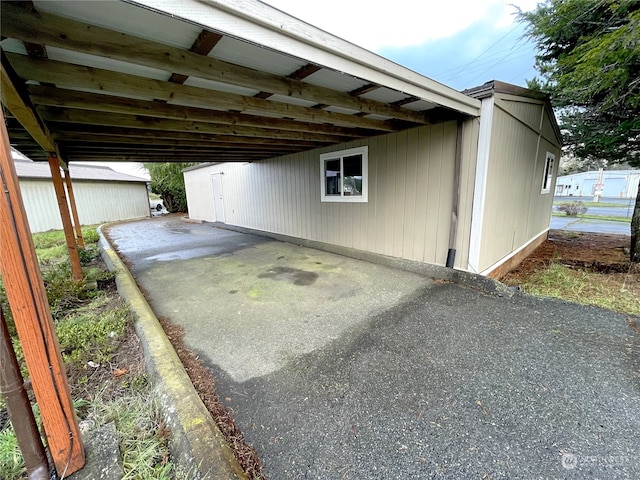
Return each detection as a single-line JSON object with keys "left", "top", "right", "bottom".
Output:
{"left": 262, "top": 0, "right": 540, "bottom": 50}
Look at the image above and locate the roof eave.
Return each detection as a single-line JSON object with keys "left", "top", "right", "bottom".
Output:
{"left": 128, "top": 0, "right": 481, "bottom": 117}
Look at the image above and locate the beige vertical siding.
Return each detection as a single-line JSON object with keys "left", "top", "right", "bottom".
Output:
{"left": 185, "top": 122, "right": 471, "bottom": 267}
{"left": 19, "top": 179, "right": 150, "bottom": 233}
{"left": 475, "top": 94, "right": 561, "bottom": 273}
{"left": 184, "top": 166, "right": 217, "bottom": 222}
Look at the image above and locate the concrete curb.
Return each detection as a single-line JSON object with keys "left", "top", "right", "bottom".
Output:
{"left": 209, "top": 222, "right": 516, "bottom": 298}
{"left": 97, "top": 226, "right": 247, "bottom": 480}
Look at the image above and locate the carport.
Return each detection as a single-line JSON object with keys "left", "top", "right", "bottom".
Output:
{"left": 0, "top": 0, "right": 480, "bottom": 475}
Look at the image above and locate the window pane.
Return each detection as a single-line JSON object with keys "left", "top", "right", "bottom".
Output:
{"left": 343, "top": 154, "right": 362, "bottom": 196}
{"left": 325, "top": 159, "right": 341, "bottom": 195}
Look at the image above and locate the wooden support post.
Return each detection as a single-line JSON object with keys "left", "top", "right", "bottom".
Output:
{"left": 0, "top": 111, "right": 85, "bottom": 476}
{"left": 48, "top": 156, "right": 83, "bottom": 281}
{"left": 62, "top": 167, "right": 84, "bottom": 248}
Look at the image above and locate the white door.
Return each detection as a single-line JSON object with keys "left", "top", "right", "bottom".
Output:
{"left": 211, "top": 172, "right": 225, "bottom": 223}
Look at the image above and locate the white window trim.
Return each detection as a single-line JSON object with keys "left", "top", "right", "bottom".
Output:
{"left": 320, "top": 146, "right": 368, "bottom": 202}
{"left": 541, "top": 151, "right": 555, "bottom": 194}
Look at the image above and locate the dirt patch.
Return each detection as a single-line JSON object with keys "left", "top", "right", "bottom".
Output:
{"left": 501, "top": 229, "right": 640, "bottom": 298}
{"left": 158, "top": 318, "right": 264, "bottom": 479}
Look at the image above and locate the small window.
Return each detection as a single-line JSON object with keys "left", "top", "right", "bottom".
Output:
{"left": 541, "top": 152, "right": 555, "bottom": 194}
{"left": 320, "top": 146, "right": 368, "bottom": 202}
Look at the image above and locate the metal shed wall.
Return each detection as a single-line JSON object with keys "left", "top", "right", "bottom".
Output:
{"left": 185, "top": 120, "right": 479, "bottom": 268}
{"left": 19, "top": 179, "right": 150, "bottom": 232}
{"left": 473, "top": 94, "right": 561, "bottom": 274}
{"left": 556, "top": 170, "right": 640, "bottom": 198}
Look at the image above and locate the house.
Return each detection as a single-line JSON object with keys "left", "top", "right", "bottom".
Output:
{"left": 14, "top": 156, "right": 150, "bottom": 232}
{"left": 555, "top": 169, "right": 640, "bottom": 199}
{"left": 1, "top": 0, "right": 560, "bottom": 278}
{"left": 185, "top": 80, "right": 561, "bottom": 278}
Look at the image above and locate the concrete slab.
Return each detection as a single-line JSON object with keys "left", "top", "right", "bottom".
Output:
{"left": 108, "top": 217, "right": 430, "bottom": 382}
{"left": 108, "top": 217, "right": 640, "bottom": 479}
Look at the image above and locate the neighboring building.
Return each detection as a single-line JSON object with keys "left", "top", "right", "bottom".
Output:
{"left": 185, "top": 81, "right": 562, "bottom": 278}
{"left": 14, "top": 157, "right": 150, "bottom": 233}
{"left": 555, "top": 170, "right": 640, "bottom": 198}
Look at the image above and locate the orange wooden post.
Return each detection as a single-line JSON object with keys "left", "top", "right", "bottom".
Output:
{"left": 0, "top": 113, "right": 85, "bottom": 475}
{"left": 48, "top": 157, "right": 83, "bottom": 281}
{"left": 62, "top": 167, "right": 84, "bottom": 248}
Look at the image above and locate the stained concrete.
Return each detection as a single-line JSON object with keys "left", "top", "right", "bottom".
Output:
{"left": 108, "top": 217, "right": 640, "bottom": 479}
{"left": 108, "top": 217, "right": 430, "bottom": 382}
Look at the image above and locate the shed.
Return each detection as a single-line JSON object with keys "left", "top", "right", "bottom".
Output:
{"left": 14, "top": 157, "right": 150, "bottom": 232}
{"left": 555, "top": 170, "right": 640, "bottom": 199}
{"left": 185, "top": 81, "right": 561, "bottom": 277}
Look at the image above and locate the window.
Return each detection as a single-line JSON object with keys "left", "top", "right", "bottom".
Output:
{"left": 320, "top": 146, "right": 368, "bottom": 202}
{"left": 541, "top": 152, "right": 555, "bottom": 194}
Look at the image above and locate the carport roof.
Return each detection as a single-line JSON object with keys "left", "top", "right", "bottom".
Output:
{"left": 1, "top": 0, "right": 481, "bottom": 164}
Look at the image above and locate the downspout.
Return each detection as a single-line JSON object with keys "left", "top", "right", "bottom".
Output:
{"left": 0, "top": 306, "right": 50, "bottom": 480}
{"left": 446, "top": 120, "right": 464, "bottom": 268}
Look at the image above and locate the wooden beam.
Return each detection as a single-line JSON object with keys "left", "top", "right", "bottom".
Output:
{"left": 61, "top": 166, "right": 84, "bottom": 248}
{"left": 0, "top": 51, "right": 54, "bottom": 151}
{"left": 392, "top": 96, "right": 421, "bottom": 107}
{"left": 60, "top": 141, "right": 304, "bottom": 153}
{"left": 255, "top": 63, "right": 322, "bottom": 99}
{"left": 48, "top": 156, "right": 83, "bottom": 281}
{"left": 28, "top": 86, "right": 369, "bottom": 137}
{"left": 67, "top": 153, "right": 272, "bottom": 163}
{"left": 0, "top": 110, "right": 85, "bottom": 476}
{"left": 1, "top": 3, "right": 430, "bottom": 124}
{"left": 8, "top": 54, "right": 399, "bottom": 132}
{"left": 349, "top": 84, "right": 381, "bottom": 97}
{"left": 17, "top": 56, "right": 398, "bottom": 132}
{"left": 51, "top": 124, "right": 326, "bottom": 147}
{"left": 38, "top": 106, "right": 356, "bottom": 143}
{"left": 169, "top": 30, "right": 223, "bottom": 84}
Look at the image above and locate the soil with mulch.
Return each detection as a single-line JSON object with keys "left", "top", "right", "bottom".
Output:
{"left": 158, "top": 318, "right": 263, "bottom": 478}
{"left": 501, "top": 229, "right": 640, "bottom": 295}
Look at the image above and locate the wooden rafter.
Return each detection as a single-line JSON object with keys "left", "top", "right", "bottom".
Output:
{"left": 50, "top": 124, "right": 325, "bottom": 147}
{"left": 28, "top": 86, "right": 370, "bottom": 137}
{"left": 8, "top": 54, "right": 401, "bottom": 132}
{"left": 1, "top": 3, "right": 429, "bottom": 124}
{"left": 37, "top": 107, "right": 356, "bottom": 143}
{"left": 169, "top": 30, "right": 224, "bottom": 84}
{"left": 0, "top": 51, "right": 55, "bottom": 152}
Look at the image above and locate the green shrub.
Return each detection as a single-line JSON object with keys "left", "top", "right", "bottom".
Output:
{"left": 556, "top": 201, "right": 588, "bottom": 216}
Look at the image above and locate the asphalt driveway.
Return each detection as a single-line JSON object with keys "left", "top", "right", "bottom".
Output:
{"left": 108, "top": 217, "right": 640, "bottom": 479}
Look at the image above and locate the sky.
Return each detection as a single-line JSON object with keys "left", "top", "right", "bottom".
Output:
{"left": 48, "top": 0, "right": 542, "bottom": 178}
{"left": 262, "top": 0, "right": 541, "bottom": 91}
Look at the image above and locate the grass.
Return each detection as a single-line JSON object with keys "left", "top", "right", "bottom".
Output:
{"left": 553, "top": 200, "right": 630, "bottom": 208}
{"left": 551, "top": 212, "right": 631, "bottom": 222}
{"left": 518, "top": 262, "right": 640, "bottom": 316}
{"left": 0, "top": 226, "right": 174, "bottom": 480}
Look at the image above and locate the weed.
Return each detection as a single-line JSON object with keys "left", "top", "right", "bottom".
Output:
{"left": 1, "top": 226, "right": 175, "bottom": 479}
{"left": 520, "top": 262, "right": 640, "bottom": 315}
{"left": 0, "top": 427, "right": 23, "bottom": 480}
{"left": 56, "top": 298, "right": 129, "bottom": 367}
{"left": 83, "top": 377, "right": 174, "bottom": 480}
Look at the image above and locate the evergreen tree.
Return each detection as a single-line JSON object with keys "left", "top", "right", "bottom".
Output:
{"left": 518, "top": 0, "right": 640, "bottom": 259}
